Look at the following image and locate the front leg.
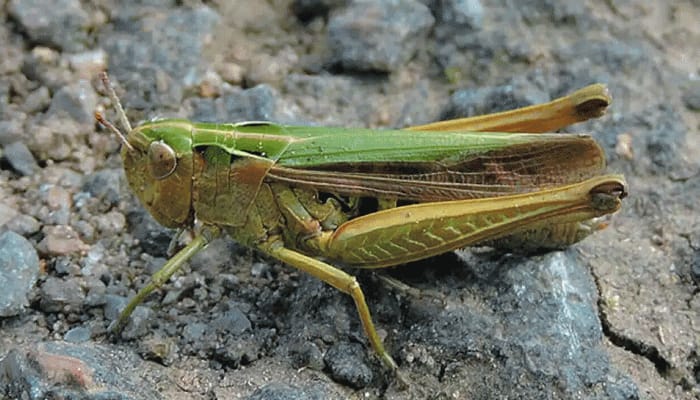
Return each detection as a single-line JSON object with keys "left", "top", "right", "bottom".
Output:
{"left": 111, "top": 225, "right": 221, "bottom": 334}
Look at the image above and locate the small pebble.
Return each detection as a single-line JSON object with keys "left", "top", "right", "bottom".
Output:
{"left": 217, "top": 62, "right": 245, "bottom": 85}
{"left": 39, "top": 276, "right": 85, "bottom": 313}
{"left": 45, "top": 185, "right": 72, "bottom": 210}
{"left": 8, "top": 0, "right": 90, "bottom": 52}
{"left": 103, "top": 294, "right": 127, "bottom": 321}
{"left": 38, "top": 225, "right": 89, "bottom": 256}
{"left": 64, "top": 326, "right": 91, "bottom": 343}
{"left": 323, "top": 342, "right": 373, "bottom": 389}
{"left": 246, "top": 383, "right": 325, "bottom": 400}
{"left": 212, "top": 308, "right": 251, "bottom": 335}
{"left": 0, "top": 203, "right": 19, "bottom": 227}
{"left": 3, "top": 141, "right": 39, "bottom": 176}
{"left": 23, "top": 86, "right": 51, "bottom": 113}
{"left": 47, "top": 80, "right": 98, "bottom": 124}
{"left": 67, "top": 49, "right": 108, "bottom": 80}
{"left": 4, "top": 214, "right": 41, "bottom": 236}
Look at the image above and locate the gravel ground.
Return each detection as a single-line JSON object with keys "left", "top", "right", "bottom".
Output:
{"left": 0, "top": 0, "right": 698, "bottom": 399}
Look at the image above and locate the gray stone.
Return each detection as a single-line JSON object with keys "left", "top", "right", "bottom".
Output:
{"left": 121, "top": 306, "right": 154, "bottom": 340}
{"left": 327, "top": 0, "right": 435, "bottom": 72}
{"left": 0, "top": 203, "right": 18, "bottom": 228}
{"left": 0, "top": 231, "right": 40, "bottom": 317}
{"left": 82, "top": 168, "right": 125, "bottom": 207}
{"left": 0, "top": 342, "right": 162, "bottom": 399}
{"left": 124, "top": 208, "right": 173, "bottom": 257}
{"left": 400, "top": 251, "right": 641, "bottom": 398}
{"left": 103, "top": 294, "right": 128, "bottom": 321}
{"left": 37, "top": 225, "right": 88, "bottom": 256}
{"left": 39, "top": 276, "right": 86, "bottom": 313}
{"left": 103, "top": 294, "right": 153, "bottom": 340}
{"left": 20, "top": 47, "right": 73, "bottom": 90}
{"left": 323, "top": 342, "right": 373, "bottom": 389}
{"left": 188, "top": 84, "right": 280, "bottom": 122}
{"left": 3, "top": 141, "right": 38, "bottom": 176}
{"left": 22, "top": 86, "right": 51, "bottom": 113}
{"left": 212, "top": 307, "right": 252, "bottom": 336}
{"left": 442, "top": 79, "right": 549, "bottom": 120}
{"left": 436, "top": 0, "right": 484, "bottom": 31}
{"left": 182, "top": 322, "right": 208, "bottom": 343}
{"left": 48, "top": 80, "right": 98, "bottom": 124}
{"left": 246, "top": 383, "right": 326, "bottom": 400}
{"left": 3, "top": 214, "right": 41, "bottom": 236}
{"left": 0, "top": 115, "right": 26, "bottom": 146}
{"left": 682, "top": 80, "right": 700, "bottom": 111}
{"left": 8, "top": 0, "right": 90, "bottom": 52}
{"left": 64, "top": 326, "right": 92, "bottom": 343}
{"left": 102, "top": 6, "right": 220, "bottom": 112}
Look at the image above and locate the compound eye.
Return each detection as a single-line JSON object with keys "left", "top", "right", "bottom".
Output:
{"left": 147, "top": 141, "right": 177, "bottom": 180}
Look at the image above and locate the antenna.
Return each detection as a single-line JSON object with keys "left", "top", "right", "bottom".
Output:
{"left": 95, "top": 111, "right": 134, "bottom": 152}
{"left": 97, "top": 72, "right": 134, "bottom": 152}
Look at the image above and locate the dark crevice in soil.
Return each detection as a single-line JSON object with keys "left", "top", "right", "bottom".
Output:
{"left": 601, "top": 320, "right": 671, "bottom": 376}
{"left": 589, "top": 268, "right": 692, "bottom": 388}
{"left": 437, "top": 362, "right": 447, "bottom": 382}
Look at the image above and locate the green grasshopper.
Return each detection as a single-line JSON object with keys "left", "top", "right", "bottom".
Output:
{"left": 95, "top": 72, "right": 626, "bottom": 383}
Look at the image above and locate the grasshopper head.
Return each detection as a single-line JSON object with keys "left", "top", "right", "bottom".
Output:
{"left": 96, "top": 73, "right": 194, "bottom": 228}
{"left": 121, "top": 120, "right": 195, "bottom": 228}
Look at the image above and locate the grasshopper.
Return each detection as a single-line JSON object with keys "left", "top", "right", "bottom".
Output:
{"left": 95, "top": 72, "right": 626, "bottom": 383}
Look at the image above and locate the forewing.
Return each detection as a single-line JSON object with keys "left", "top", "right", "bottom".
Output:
{"left": 267, "top": 128, "right": 606, "bottom": 202}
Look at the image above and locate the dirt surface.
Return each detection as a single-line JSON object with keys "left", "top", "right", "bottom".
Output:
{"left": 0, "top": 0, "right": 698, "bottom": 399}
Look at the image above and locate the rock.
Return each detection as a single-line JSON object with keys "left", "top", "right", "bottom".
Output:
{"left": 441, "top": 79, "right": 549, "bottom": 120}
{"left": 81, "top": 168, "right": 125, "bottom": 207}
{"left": 327, "top": 0, "right": 435, "bottom": 72}
{"left": 22, "top": 86, "right": 51, "bottom": 113}
{"left": 37, "top": 225, "right": 89, "bottom": 256}
{"left": 681, "top": 80, "right": 700, "bottom": 111}
{"left": 64, "top": 326, "right": 92, "bottom": 343}
{"left": 67, "top": 50, "right": 108, "bottom": 81}
{"left": 323, "top": 342, "right": 373, "bottom": 389}
{"left": 0, "top": 203, "right": 19, "bottom": 227}
{"left": 0, "top": 231, "right": 40, "bottom": 317}
{"left": 0, "top": 342, "right": 162, "bottom": 399}
{"left": 182, "top": 322, "right": 208, "bottom": 343}
{"left": 435, "top": 0, "right": 484, "bottom": 31}
{"left": 188, "top": 84, "right": 280, "bottom": 122}
{"left": 25, "top": 115, "right": 88, "bottom": 161}
{"left": 47, "top": 80, "right": 99, "bottom": 125}
{"left": 125, "top": 208, "right": 173, "bottom": 257}
{"left": 3, "top": 214, "right": 41, "bottom": 236}
{"left": 212, "top": 307, "right": 252, "bottom": 336}
{"left": 93, "top": 210, "right": 127, "bottom": 237}
{"left": 39, "top": 276, "right": 86, "bottom": 313}
{"left": 400, "top": 251, "right": 641, "bottom": 398}
{"left": 103, "top": 294, "right": 128, "bottom": 322}
{"left": 0, "top": 115, "right": 26, "bottom": 146}
{"left": 21, "top": 46, "right": 73, "bottom": 90}
{"left": 120, "top": 306, "right": 154, "bottom": 340}
{"left": 102, "top": 6, "right": 220, "bottom": 112}
{"left": 3, "top": 142, "right": 39, "bottom": 176}
{"left": 103, "top": 295, "right": 152, "bottom": 340}
{"left": 246, "top": 383, "right": 326, "bottom": 400}
{"left": 516, "top": 0, "right": 589, "bottom": 26}
{"left": 8, "top": 0, "right": 90, "bottom": 52}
